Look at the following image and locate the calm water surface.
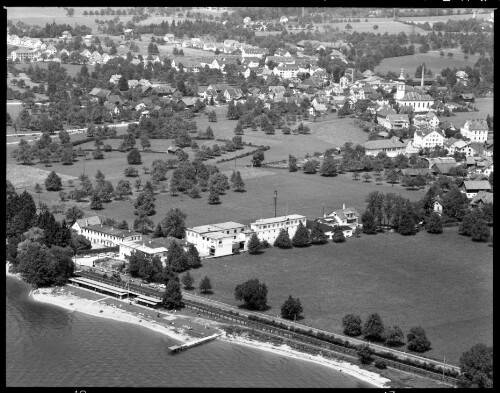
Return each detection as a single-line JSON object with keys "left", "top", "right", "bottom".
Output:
{"left": 6, "top": 277, "right": 373, "bottom": 387}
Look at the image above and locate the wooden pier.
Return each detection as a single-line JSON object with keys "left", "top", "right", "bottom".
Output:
{"left": 168, "top": 333, "right": 220, "bottom": 354}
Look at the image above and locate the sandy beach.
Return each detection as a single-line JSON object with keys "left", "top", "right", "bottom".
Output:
{"left": 220, "top": 333, "right": 390, "bottom": 388}
{"left": 7, "top": 262, "right": 390, "bottom": 388}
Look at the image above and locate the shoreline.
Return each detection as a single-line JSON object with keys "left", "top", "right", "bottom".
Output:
{"left": 7, "top": 263, "right": 390, "bottom": 388}
{"left": 220, "top": 333, "right": 391, "bottom": 388}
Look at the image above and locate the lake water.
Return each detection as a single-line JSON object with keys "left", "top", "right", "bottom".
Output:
{"left": 6, "top": 276, "right": 373, "bottom": 388}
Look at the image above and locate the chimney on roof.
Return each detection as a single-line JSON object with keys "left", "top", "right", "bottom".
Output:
{"left": 343, "top": 203, "right": 345, "bottom": 210}
{"left": 149, "top": 240, "right": 151, "bottom": 244}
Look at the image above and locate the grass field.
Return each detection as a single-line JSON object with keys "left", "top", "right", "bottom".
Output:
{"left": 186, "top": 227, "right": 492, "bottom": 365}
{"left": 196, "top": 108, "right": 369, "bottom": 162}
{"left": 374, "top": 49, "right": 483, "bottom": 75}
{"left": 400, "top": 11, "right": 491, "bottom": 23}
{"left": 14, "top": 62, "right": 95, "bottom": 78}
{"left": 319, "top": 18, "right": 430, "bottom": 35}
{"left": 6, "top": 164, "right": 78, "bottom": 189}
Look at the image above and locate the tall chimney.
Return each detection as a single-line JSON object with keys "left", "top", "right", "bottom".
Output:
{"left": 343, "top": 203, "right": 345, "bottom": 210}
{"left": 421, "top": 63, "right": 425, "bottom": 89}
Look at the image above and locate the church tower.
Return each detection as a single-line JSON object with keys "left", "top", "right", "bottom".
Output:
{"left": 396, "top": 68, "right": 406, "bottom": 100}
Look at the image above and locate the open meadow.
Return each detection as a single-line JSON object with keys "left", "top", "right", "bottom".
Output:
{"left": 400, "top": 11, "right": 491, "bottom": 24}
{"left": 374, "top": 49, "right": 483, "bottom": 76}
{"left": 318, "top": 18, "right": 430, "bottom": 35}
{"left": 196, "top": 108, "right": 369, "bottom": 162}
{"left": 186, "top": 227, "right": 492, "bottom": 366}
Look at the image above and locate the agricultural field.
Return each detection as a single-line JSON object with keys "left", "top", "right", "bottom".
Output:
{"left": 374, "top": 49, "right": 483, "bottom": 76}
{"left": 196, "top": 108, "right": 369, "bottom": 162}
{"left": 14, "top": 62, "right": 95, "bottom": 78}
{"left": 400, "top": 11, "right": 491, "bottom": 23}
{"left": 187, "top": 227, "right": 492, "bottom": 366}
{"left": 317, "top": 18, "right": 430, "bottom": 35}
{"left": 6, "top": 163, "right": 78, "bottom": 189}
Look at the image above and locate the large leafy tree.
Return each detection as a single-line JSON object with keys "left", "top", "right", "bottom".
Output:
{"left": 247, "top": 233, "right": 261, "bottom": 254}
{"left": 274, "top": 228, "right": 292, "bottom": 248}
{"left": 442, "top": 186, "right": 469, "bottom": 221}
{"left": 167, "top": 241, "right": 188, "bottom": 273}
{"left": 398, "top": 211, "right": 417, "bottom": 236}
{"left": 127, "top": 148, "right": 142, "bottom": 165}
{"left": 230, "top": 170, "right": 245, "bottom": 192}
{"left": 292, "top": 221, "right": 311, "bottom": 247}
{"left": 361, "top": 211, "right": 377, "bottom": 234}
{"left": 342, "top": 314, "right": 363, "bottom": 336}
{"left": 186, "top": 244, "right": 202, "bottom": 268}
{"left": 235, "top": 278, "right": 268, "bottom": 310}
{"left": 199, "top": 275, "right": 213, "bottom": 293}
{"left": 160, "top": 208, "right": 187, "bottom": 239}
{"left": 362, "top": 313, "right": 385, "bottom": 342}
{"left": 406, "top": 326, "right": 431, "bottom": 353}
{"left": 45, "top": 171, "right": 63, "bottom": 191}
{"left": 384, "top": 325, "right": 405, "bottom": 347}
{"left": 280, "top": 295, "right": 303, "bottom": 320}
{"left": 310, "top": 223, "right": 328, "bottom": 244}
{"left": 458, "top": 343, "right": 493, "bottom": 388}
{"left": 425, "top": 212, "right": 443, "bottom": 234}
{"left": 288, "top": 154, "right": 298, "bottom": 172}
{"left": 320, "top": 156, "right": 338, "bottom": 176}
{"left": 162, "top": 279, "right": 183, "bottom": 309}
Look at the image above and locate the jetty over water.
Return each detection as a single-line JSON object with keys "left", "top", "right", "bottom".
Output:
{"left": 168, "top": 333, "right": 220, "bottom": 354}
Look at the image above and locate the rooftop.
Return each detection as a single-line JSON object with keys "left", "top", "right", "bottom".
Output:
{"left": 252, "top": 214, "right": 305, "bottom": 225}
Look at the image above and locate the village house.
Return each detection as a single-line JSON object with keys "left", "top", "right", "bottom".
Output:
{"left": 10, "top": 49, "right": 40, "bottom": 62}
{"left": 250, "top": 214, "right": 307, "bottom": 245}
{"left": 382, "top": 114, "right": 410, "bottom": 130}
{"left": 363, "top": 137, "right": 407, "bottom": 158}
{"left": 469, "top": 191, "right": 493, "bottom": 208}
{"left": 163, "top": 33, "right": 176, "bottom": 43}
{"left": 444, "top": 138, "right": 468, "bottom": 155}
{"left": 413, "top": 128, "right": 445, "bottom": 149}
{"left": 186, "top": 222, "right": 248, "bottom": 257}
{"left": 320, "top": 204, "right": 361, "bottom": 229}
{"left": 413, "top": 111, "right": 440, "bottom": 129}
{"left": 241, "top": 48, "right": 267, "bottom": 59}
{"left": 460, "top": 119, "right": 489, "bottom": 143}
{"left": 461, "top": 181, "right": 492, "bottom": 199}
{"left": 273, "top": 64, "right": 300, "bottom": 79}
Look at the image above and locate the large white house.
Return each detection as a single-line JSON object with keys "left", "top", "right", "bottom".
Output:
{"left": 321, "top": 205, "right": 361, "bottom": 229}
{"left": 249, "top": 214, "right": 306, "bottom": 244}
{"left": 185, "top": 222, "right": 248, "bottom": 258}
{"left": 119, "top": 239, "right": 169, "bottom": 265}
{"left": 71, "top": 217, "right": 142, "bottom": 247}
{"left": 413, "top": 128, "right": 445, "bottom": 149}
{"left": 460, "top": 119, "right": 489, "bottom": 143}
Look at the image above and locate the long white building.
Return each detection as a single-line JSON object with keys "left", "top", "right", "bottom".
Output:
{"left": 71, "top": 216, "right": 142, "bottom": 247}
{"left": 185, "top": 222, "right": 248, "bottom": 258}
{"left": 249, "top": 214, "right": 307, "bottom": 244}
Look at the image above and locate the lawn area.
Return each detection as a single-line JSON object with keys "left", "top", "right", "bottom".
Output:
{"left": 186, "top": 227, "right": 492, "bottom": 366}
{"left": 401, "top": 11, "right": 490, "bottom": 23}
{"left": 14, "top": 62, "right": 95, "bottom": 78}
{"left": 43, "top": 162, "right": 427, "bottom": 231}
{"left": 319, "top": 18, "right": 430, "bottom": 35}
{"left": 197, "top": 108, "right": 369, "bottom": 162}
{"left": 374, "top": 49, "right": 484, "bottom": 75}
{"left": 446, "top": 97, "right": 493, "bottom": 129}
